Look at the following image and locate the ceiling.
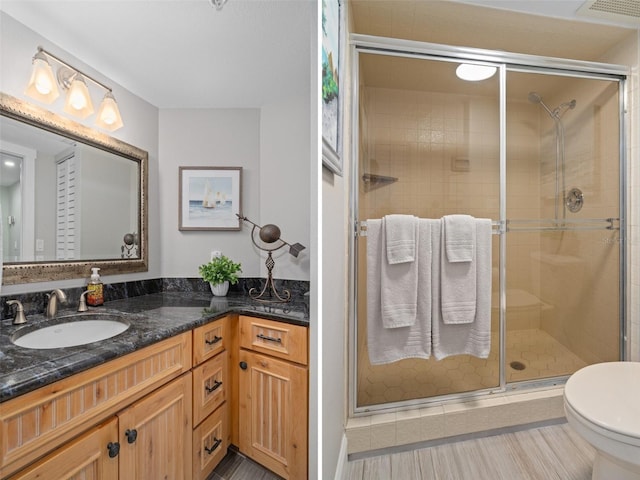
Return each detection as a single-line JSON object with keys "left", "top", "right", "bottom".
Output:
{"left": 0, "top": 0, "right": 314, "bottom": 109}
{"left": 350, "top": 0, "right": 636, "bottom": 61}
{"left": 0, "top": 0, "right": 637, "bottom": 111}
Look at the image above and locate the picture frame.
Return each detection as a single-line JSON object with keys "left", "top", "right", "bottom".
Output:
{"left": 322, "top": 0, "right": 344, "bottom": 176}
{"left": 178, "top": 166, "right": 242, "bottom": 231}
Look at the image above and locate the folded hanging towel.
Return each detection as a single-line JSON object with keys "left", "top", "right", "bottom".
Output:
{"left": 432, "top": 219, "right": 493, "bottom": 360}
{"left": 366, "top": 219, "right": 433, "bottom": 364}
{"left": 380, "top": 215, "right": 419, "bottom": 328}
{"left": 440, "top": 216, "right": 476, "bottom": 325}
{"left": 444, "top": 214, "right": 475, "bottom": 263}
{"left": 385, "top": 214, "right": 418, "bottom": 264}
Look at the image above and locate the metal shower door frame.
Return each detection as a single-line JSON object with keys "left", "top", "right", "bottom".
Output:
{"left": 348, "top": 34, "right": 628, "bottom": 417}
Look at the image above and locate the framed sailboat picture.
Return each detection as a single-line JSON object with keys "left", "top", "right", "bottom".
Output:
{"left": 178, "top": 166, "right": 242, "bottom": 231}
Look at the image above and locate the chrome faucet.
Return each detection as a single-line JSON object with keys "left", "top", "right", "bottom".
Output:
{"left": 6, "top": 300, "right": 27, "bottom": 325}
{"left": 46, "top": 289, "right": 67, "bottom": 318}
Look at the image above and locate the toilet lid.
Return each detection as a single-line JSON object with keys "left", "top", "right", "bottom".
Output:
{"left": 565, "top": 362, "right": 640, "bottom": 438}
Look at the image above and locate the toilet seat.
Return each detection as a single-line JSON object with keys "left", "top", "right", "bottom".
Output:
{"left": 564, "top": 362, "right": 640, "bottom": 442}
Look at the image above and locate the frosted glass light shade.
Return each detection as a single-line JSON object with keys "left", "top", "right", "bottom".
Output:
{"left": 25, "top": 54, "right": 60, "bottom": 103}
{"left": 456, "top": 64, "right": 497, "bottom": 81}
{"left": 63, "top": 75, "right": 94, "bottom": 118}
{"left": 95, "top": 92, "right": 124, "bottom": 131}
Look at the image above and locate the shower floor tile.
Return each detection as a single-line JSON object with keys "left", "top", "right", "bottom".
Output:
{"left": 358, "top": 328, "right": 587, "bottom": 406}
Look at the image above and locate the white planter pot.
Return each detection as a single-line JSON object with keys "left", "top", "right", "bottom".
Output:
{"left": 210, "top": 281, "right": 230, "bottom": 296}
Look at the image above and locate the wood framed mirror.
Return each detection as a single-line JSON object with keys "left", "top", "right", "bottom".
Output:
{"left": 0, "top": 92, "right": 148, "bottom": 285}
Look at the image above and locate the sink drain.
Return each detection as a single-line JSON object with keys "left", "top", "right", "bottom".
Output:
{"left": 510, "top": 361, "right": 526, "bottom": 371}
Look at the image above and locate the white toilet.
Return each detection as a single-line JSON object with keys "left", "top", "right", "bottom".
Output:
{"left": 564, "top": 362, "right": 640, "bottom": 480}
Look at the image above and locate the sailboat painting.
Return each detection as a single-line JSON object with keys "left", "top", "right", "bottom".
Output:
{"left": 179, "top": 166, "right": 242, "bottom": 231}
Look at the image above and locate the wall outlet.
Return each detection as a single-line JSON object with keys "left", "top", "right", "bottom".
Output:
{"left": 211, "top": 250, "right": 222, "bottom": 260}
{"left": 36, "top": 239, "right": 44, "bottom": 251}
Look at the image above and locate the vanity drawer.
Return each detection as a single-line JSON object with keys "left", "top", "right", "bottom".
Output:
{"left": 192, "top": 403, "right": 228, "bottom": 480}
{"left": 239, "top": 316, "right": 308, "bottom": 365}
{"left": 192, "top": 351, "right": 228, "bottom": 426}
{"left": 193, "top": 316, "right": 228, "bottom": 365}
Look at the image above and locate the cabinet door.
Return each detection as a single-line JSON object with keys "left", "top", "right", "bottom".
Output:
{"left": 118, "top": 373, "right": 192, "bottom": 480}
{"left": 238, "top": 350, "right": 308, "bottom": 480}
{"left": 9, "top": 418, "right": 118, "bottom": 480}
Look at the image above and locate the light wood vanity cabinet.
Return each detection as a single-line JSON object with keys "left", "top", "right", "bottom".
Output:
{"left": 1, "top": 313, "right": 308, "bottom": 480}
{"left": 238, "top": 315, "right": 309, "bottom": 480}
{"left": 2, "top": 334, "right": 193, "bottom": 480}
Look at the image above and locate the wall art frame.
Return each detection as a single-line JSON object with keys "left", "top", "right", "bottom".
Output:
{"left": 322, "top": 0, "right": 344, "bottom": 176}
{"left": 178, "top": 166, "right": 242, "bottom": 231}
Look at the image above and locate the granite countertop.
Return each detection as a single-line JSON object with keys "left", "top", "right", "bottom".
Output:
{"left": 0, "top": 291, "right": 309, "bottom": 402}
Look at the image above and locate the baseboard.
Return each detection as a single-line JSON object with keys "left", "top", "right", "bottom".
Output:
{"left": 333, "top": 433, "right": 349, "bottom": 480}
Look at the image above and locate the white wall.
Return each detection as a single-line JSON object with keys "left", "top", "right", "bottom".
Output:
{"left": 322, "top": 2, "right": 352, "bottom": 478}
{"left": 0, "top": 11, "right": 160, "bottom": 294}
{"left": 158, "top": 108, "right": 262, "bottom": 277}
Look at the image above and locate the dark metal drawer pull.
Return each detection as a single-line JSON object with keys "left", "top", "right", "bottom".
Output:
{"left": 205, "top": 335, "right": 222, "bottom": 345}
{"left": 205, "top": 380, "right": 223, "bottom": 393}
{"left": 257, "top": 333, "right": 282, "bottom": 343}
{"left": 204, "top": 438, "right": 222, "bottom": 454}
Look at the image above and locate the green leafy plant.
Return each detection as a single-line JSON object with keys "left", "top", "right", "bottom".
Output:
{"left": 199, "top": 255, "right": 242, "bottom": 286}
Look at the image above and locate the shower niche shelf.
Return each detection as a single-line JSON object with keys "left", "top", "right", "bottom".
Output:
{"left": 362, "top": 173, "right": 398, "bottom": 192}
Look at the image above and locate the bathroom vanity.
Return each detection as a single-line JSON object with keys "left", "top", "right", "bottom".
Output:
{"left": 0, "top": 292, "right": 309, "bottom": 480}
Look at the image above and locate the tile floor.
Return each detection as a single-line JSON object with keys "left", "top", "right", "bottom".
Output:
{"left": 209, "top": 449, "right": 282, "bottom": 480}
{"left": 358, "top": 328, "right": 586, "bottom": 406}
{"left": 347, "top": 422, "right": 595, "bottom": 479}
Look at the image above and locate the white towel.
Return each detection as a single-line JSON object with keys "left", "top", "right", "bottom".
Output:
{"left": 385, "top": 214, "right": 417, "bottom": 264}
{"left": 441, "top": 216, "right": 476, "bottom": 325}
{"left": 380, "top": 215, "right": 419, "bottom": 328}
{"left": 444, "top": 214, "right": 475, "bottom": 262}
{"left": 432, "top": 219, "right": 493, "bottom": 360}
{"left": 366, "top": 219, "right": 433, "bottom": 365}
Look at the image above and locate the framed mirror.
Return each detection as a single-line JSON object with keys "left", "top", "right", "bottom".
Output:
{"left": 0, "top": 92, "right": 148, "bottom": 285}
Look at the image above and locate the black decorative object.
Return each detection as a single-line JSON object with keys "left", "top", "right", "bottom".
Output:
{"left": 236, "top": 214, "right": 306, "bottom": 303}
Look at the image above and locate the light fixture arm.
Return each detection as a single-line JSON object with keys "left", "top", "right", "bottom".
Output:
{"left": 36, "top": 46, "right": 112, "bottom": 93}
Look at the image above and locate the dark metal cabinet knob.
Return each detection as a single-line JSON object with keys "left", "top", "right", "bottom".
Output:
{"left": 239, "top": 361, "right": 248, "bottom": 370}
{"left": 125, "top": 429, "right": 138, "bottom": 444}
{"left": 107, "top": 442, "right": 120, "bottom": 458}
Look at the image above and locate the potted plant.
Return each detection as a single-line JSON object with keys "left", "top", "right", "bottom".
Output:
{"left": 198, "top": 255, "right": 242, "bottom": 296}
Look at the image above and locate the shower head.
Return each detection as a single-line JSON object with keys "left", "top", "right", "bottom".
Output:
{"left": 528, "top": 91, "right": 555, "bottom": 118}
{"left": 528, "top": 92, "right": 543, "bottom": 104}
{"left": 528, "top": 92, "right": 576, "bottom": 119}
{"left": 559, "top": 99, "right": 577, "bottom": 110}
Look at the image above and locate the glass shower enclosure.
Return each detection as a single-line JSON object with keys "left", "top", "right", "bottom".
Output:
{"left": 350, "top": 36, "right": 626, "bottom": 413}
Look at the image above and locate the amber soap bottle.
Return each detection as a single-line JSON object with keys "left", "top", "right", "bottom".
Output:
{"left": 87, "top": 267, "right": 104, "bottom": 306}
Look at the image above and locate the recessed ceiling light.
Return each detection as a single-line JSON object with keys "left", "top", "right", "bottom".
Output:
{"left": 456, "top": 64, "right": 497, "bottom": 81}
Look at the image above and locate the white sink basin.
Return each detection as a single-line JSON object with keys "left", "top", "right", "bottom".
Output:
{"left": 11, "top": 314, "right": 130, "bottom": 349}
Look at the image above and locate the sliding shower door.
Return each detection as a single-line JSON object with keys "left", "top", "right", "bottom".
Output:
{"left": 355, "top": 52, "right": 502, "bottom": 407}
{"left": 351, "top": 38, "right": 626, "bottom": 413}
{"left": 503, "top": 71, "right": 621, "bottom": 383}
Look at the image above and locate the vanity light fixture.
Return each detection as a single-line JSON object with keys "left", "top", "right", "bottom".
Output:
{"left": 456, "top": 63, "right": 497, "bottom": 82}
{"left": 25, "top": 47, "right": 124, "bottom": 131}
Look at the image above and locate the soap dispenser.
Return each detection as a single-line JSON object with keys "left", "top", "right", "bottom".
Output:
{"left": 87, "top": 267, "right": 104, "bottom": 306}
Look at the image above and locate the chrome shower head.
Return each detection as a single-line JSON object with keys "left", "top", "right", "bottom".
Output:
{"left": 528, "top": 92, "right": 543, "bottom": 104}
{"left": 528, "top": 91, "right": 555, "bottom": 118}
